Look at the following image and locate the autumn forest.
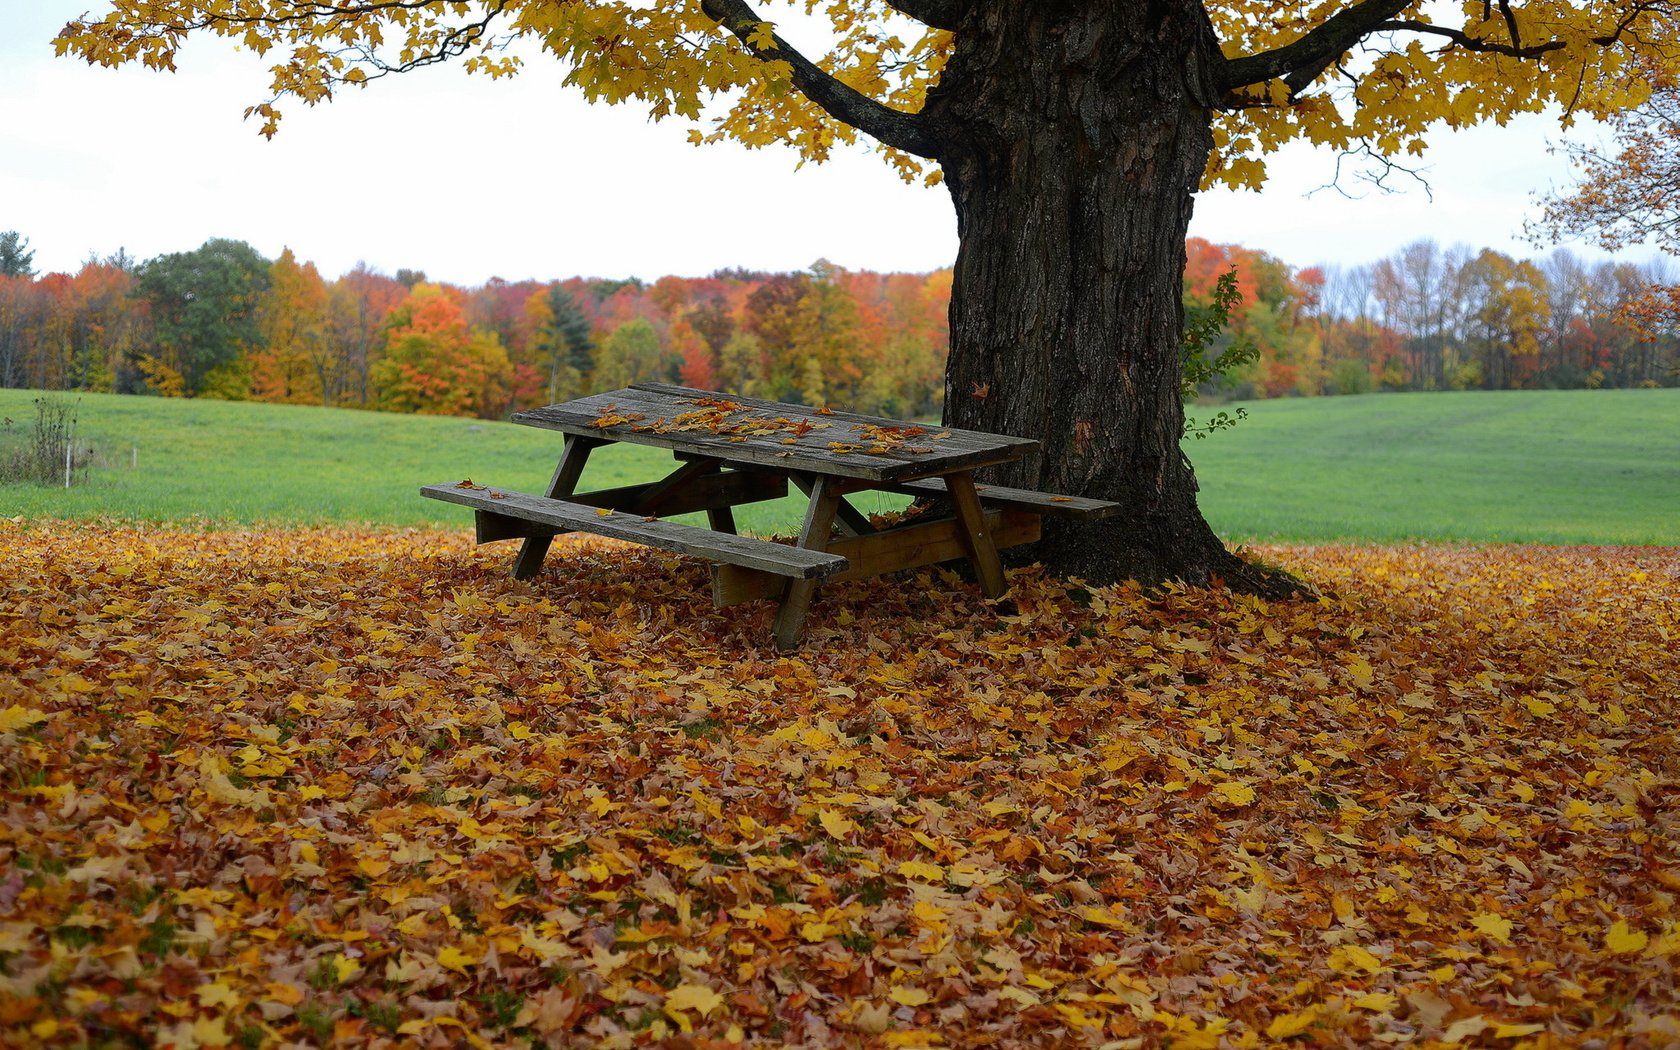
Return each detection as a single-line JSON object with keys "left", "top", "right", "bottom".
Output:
{"left": 1, "top": 232, "right": 1675, "bottom": 421}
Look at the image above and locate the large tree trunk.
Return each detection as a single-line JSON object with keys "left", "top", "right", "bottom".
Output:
{"left": 924, "top": 2, "right": 1290, "bottom": 594}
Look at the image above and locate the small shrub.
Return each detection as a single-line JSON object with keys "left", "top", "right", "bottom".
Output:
{"left": 0, "top": 397, "right": 93, "bottom": 487}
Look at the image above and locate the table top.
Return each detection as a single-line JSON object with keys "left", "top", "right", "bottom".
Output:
{"left": 512, "top": 383, "right": 1037, "bottom": 483}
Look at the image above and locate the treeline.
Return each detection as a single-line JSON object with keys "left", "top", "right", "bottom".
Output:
{"left": 1, "top": 232, "right": 1675, "bottom": 423}
{"left": 1187, "top": 238, "right": 1680, "bottom": 397}
{"left": 0, "top": 236, "right": 949, "bottom": 419}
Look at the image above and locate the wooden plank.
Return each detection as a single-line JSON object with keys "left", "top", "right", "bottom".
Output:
{"left": 481, "top": 462, "right": 781, "bottom": 546}
{"left": 513, "top": 385, "right": 1036, "bottom": 482}
{"left": 946, "top": 470, "right": 1006, "bottom": 598}
{"left": 712, "top": 509, "right": 1040, "bottom": 607}
{"left": 422, "top": 483, "right": 847, "bottom": 579}
{"left": 477, "top": 509, "right": 553, "bottom": 543}
{"left": 513, "top": 434, "right": 600, "bottom": 580}
{"left": 891, "top": 477, "right": 1123, "bottom": 520}
{"left": 633, "top": 383, "right": 1036, "bottom": 455}
{"left": 830, "top": 508, "right": 1036, "bottom": 584}
{"left": 566, "top": 469, "right": 787, "bottom": 516}
{"left": 773, "top": 475, "right": 842, "bottom": 651}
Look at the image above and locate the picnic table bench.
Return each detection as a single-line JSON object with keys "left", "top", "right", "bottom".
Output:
{"left": 423, "top": 384, "right": 1120, "bottom": 649}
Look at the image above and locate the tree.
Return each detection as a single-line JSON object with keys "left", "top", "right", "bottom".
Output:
{"left": 533, "top": 282, "right": 596, "bottom": 394}
{"left": 252, "top": 247, "right": 332, "bottom": 404}
{"left": 134, "top": 238, "right": 271, "bottom": 397}
{"left": 1537, "top": 63, "right": 1680, "bottom": 368}
{"left": 0, "top": 231, "right": 35, "bottom": 279}
{"left": 1461, "top": 250, "right": 1552, "bottom": 389}
{"left": 591, "top": 318, "right": 674, "bottom": 391}
{"left": 328, "top": 263, "right": 408, "bottom": 405}
{"left": 373, "top": 283, "right": 512, "bottom": 417}
{"left": 57, "top": 2, "right": 1679, "bottom": 589}
{"left": 1537, "top": 65, "right": 1680, "bottom": 259}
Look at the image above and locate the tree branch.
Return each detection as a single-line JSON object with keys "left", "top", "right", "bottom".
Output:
{"left": 1219, "top": 0, "right": 1668, "bottom": 108}
{"left": 700, "top": 0, "right": 938, "bottom": 157}
{"left": 1377, "top": 19, "right": 1568, "bottom": 58}
{"left": 882, "top": 0, "right": 966, "bottom": 32}
{"left": 1219, "top": 0, "right": 1412, "bottom": 99}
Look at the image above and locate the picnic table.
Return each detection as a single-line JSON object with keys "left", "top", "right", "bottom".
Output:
{"left": 423, "top": 384, "right": 1120, "bottom": 649}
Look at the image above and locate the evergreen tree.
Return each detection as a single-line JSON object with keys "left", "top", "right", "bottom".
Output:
{"left": 0, "top": 231, "right": 35, "bottom": 279}
{"left": 544, "top": 284, "right": 595, "bottom": 376}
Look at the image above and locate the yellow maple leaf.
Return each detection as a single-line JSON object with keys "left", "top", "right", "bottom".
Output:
{"left": 1472, "top": 911, "right": 1514, "bottom": 945}
{"left": 665, "top": 982, "right": 724, "bottom": 1015}
{"left": 0, "top": 705, "right": 50, "bottom": 732}
{"left": 1607, "top": 919, "right": 1649, "bottom": 954}
{"left": 818, "top": 808, "right": 856, "bottom": 839}
{"left": 195, "top": 981, "right": 240, "bottom": 1009}
{"left": 1211, "top": 781, "right": 1256, "bottom": 807}
{"left": 998, "top": 985, "right": 1041, "bottom": 1006}
{"left": 1327, "top": 944, "right": 1385, "bottom": 974}
{"left": 897, "top": 859, "right": 944, "bottom": 882}
{"left": 1079, "top": 906, "right": 1128, "bottom": 928}
{"left": 189, "top": 1016, "right": 233, "bottom": 1048}
{"left": 1267, "top": 1005, "right": 1322, "bottom": 1039}
{"left": 437, "top": 945, "right": 481, "bottom": 974}
{"left": 1494, "top": 1023, "right": 1547, "bottom": 1038}
{"left": 888, "top": 985, "right": 931, "bottom": 1006}
{"left": 1441, "top": 1016, "right": 1490, "bottom": 1042}
{"left": 1351, "top": 992, "right": 1399, "bottom": 1012}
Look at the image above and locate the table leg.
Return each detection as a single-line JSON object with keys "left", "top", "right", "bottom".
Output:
{"left": 656, "top": 456, "right": 736, "bottom": 532}
{"left": 706, "top": 506, "right": 739, "bottom": 534}
{"left": 513, "top": 435, "right": 599, "bottom": 580}
{"left": 790, "top": 473, "right": 875, "bottom": 537}
{"left": 945, "top": 470, "right": 1008, "bottom": 598}
{"left": 773, "top": 475, "right": 841, "bottom": 651}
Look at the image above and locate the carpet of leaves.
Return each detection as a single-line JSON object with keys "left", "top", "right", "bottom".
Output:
{"left": 2, "top": 521, "right": 1678, "bottom": 1049}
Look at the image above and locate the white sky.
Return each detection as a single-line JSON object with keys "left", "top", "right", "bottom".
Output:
{"left": 0, "top": 2, "right": 1653, "bottom": 286}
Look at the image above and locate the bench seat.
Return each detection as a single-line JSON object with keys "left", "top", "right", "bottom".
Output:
{"left": 889, "top": 477, "right": 1122, "bottom": 520}
{"left": 420, "top": 482, "right": 848, "bottom": 580}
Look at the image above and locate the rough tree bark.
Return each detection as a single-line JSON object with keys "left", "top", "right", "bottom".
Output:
{"left": 922, "top": 3, "right": 1293, "bottom": 594}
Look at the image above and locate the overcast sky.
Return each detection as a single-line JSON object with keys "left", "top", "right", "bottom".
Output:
{"left": 1, "top": 3, "right": 1654, "bottom": 286}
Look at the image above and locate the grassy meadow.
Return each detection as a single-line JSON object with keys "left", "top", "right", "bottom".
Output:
{"left": 1, "top": 386, "right": 1677, "bottom": 544}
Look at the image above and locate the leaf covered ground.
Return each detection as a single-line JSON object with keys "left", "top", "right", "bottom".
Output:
{"left": 1, "top": 522, "right": 1677, "bottom": 1049}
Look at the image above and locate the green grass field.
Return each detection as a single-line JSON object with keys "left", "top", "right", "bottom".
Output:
{"left": 2, "top": 387, "right": 1676, "bottom": 544}
{"left": 1190, "top": 388, "right": 1680, "bottom": 545}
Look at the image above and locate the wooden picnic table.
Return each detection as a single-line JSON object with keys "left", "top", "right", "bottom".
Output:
{"left": 423, "top": 383, "right": 1119, "bottom": 649}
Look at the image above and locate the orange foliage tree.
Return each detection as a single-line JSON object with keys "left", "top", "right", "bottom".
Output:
{"left": 250, "top": 248, "right": 330, "bottom": 405}
{"left": 371, "top": 283, "right": 512, "bottom": 417}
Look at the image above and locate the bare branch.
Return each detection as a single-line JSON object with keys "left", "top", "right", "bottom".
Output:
{"left": 700, "top": 0, "right": 937, "bottom": 157}
{"left": 882, "top": 0, "right": 966, "bottom": 31}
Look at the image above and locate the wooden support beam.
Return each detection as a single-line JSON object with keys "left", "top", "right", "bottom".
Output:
{"left": 773, "top": 475, "right": 842, "bottom": 651}
{"left": 513, "top": 434, "right": 600, "bottom": 580}
{"left": 790, "top": 471, "right": 876, "bottom": 538}
{"left": 712, "top": 509, "right": 1039, "bottom": 608}
{"left": 946, "top": 470, "right": 1007, "bottom": 598}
